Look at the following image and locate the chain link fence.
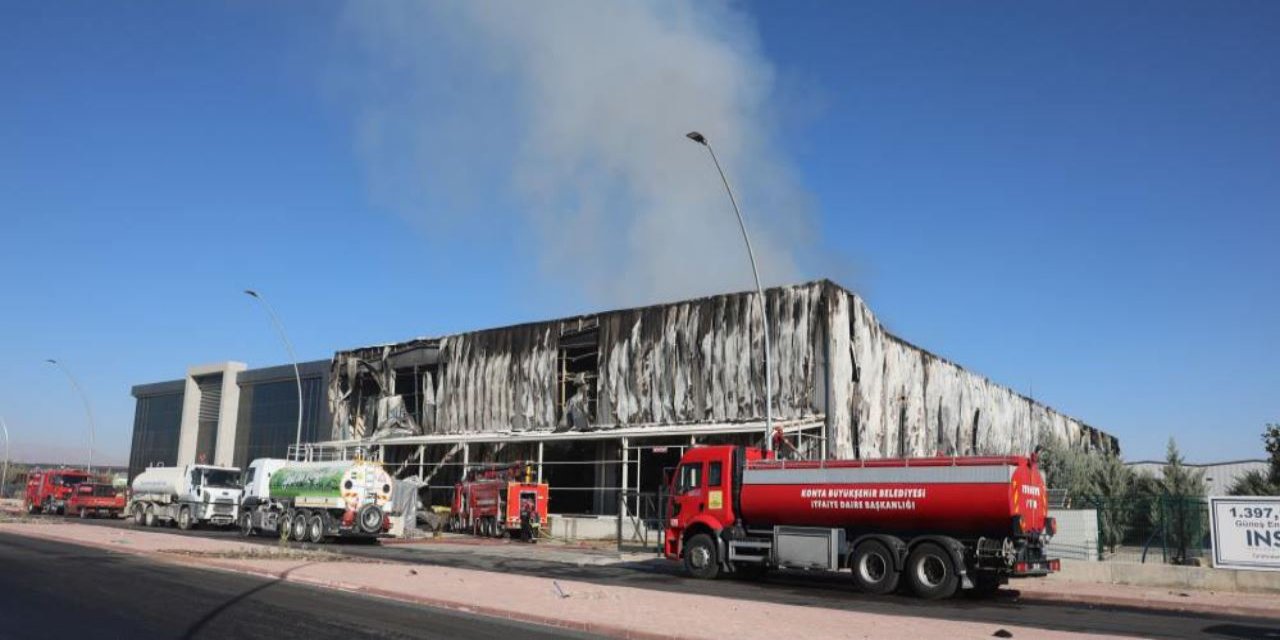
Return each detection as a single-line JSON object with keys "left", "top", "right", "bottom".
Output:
{"left": 1080, "top": 495, "right": 1210, "bottom": 564}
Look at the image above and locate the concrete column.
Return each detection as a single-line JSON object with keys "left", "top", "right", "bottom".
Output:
{"left": 214, "top": 363, "right": 246, "bottom": 467}
{"left": 177, "top": 362, "right": 246, "bottom": 467}
{"left": 620, "top": 437, "right": 629, "bottom": 519}
{"left": 536, "top": 441, "right": 544, "bottom": 484}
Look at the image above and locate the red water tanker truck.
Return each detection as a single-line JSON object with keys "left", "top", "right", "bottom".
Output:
{"left": 664, "top": 445, "right": 1059, "bottom": 599}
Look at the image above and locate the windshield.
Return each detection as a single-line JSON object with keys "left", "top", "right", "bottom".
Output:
{"left": 53, "top": 475, "right": 88, "bottom": 487}
{"left": 201, "top": 470, "right": 241, "bottom": 489}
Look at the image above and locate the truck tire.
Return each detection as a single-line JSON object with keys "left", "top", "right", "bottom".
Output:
{"left": 133, "top": 504, "right": 145, "bottom": 526}
{"left": 851, "top": 540, "right": 900, "bottom": 595}
{"left": 240, "top": 513, "right": 255, "bottom": 537}
{"left": 291, "top": 511, "right": 309, "bottom": 542}
{"left": 683, "top": 534, "right": 721, "bottom": 580}
{"left": 356, "top": 505, "right": 384, "bottom": 535}
{"left": 144, "top": 505, "right": 157, "bottom": 528}
{"left": 177, "top": 507, "right": 194, "bottom": 531}
{"left": 78, "top": 507, "right": 88, "bottom": 519}
{"left": 278, "top": 511, "right": 292, "bottom": 540}
{"left": 26, "top": 501, "right": 38, "bottom": 515}
{"left": 306, "top": 514, "right": 325, "bottom": 544}
{"left": 905, "top": 543, "right": 959, "bottom": 600}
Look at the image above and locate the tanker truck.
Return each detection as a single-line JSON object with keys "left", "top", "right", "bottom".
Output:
{"left": 664, "top": 445, "right": 1059, "bottom": 599}
{"left": 238, "top": 458, "right": 393, "bottom": 543}
{"left": 129, "top": 465, "right": 242, "bottom": 529}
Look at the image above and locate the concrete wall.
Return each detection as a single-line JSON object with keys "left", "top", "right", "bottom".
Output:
{"left": 1046, "top": 509, "right": 1099, "bottom": 561}
{"left": 1054, "top": 559, "right": 1280, "bottom": 595}
{"left": 547, "top": 514, "right": 618, "bottom": 541}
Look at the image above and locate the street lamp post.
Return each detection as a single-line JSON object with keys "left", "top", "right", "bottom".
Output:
{"left": 244, "top": 289, "right": 304, "bottom": 460}
{"left": 1, "top": 416, "right": 10, "bottom": 499}
{"left": 45, "top": 359, "right": 96, "bottom": 473}
{"left": 685, "top": 131, "right": 774, "bottom": 452}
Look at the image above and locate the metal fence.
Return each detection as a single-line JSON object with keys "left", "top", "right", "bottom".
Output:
{"left": 1081, "top": 495, "right": 1210, "bottom": 564}
{"left": 617, "top": 489, "right": 666, "bottom": 553}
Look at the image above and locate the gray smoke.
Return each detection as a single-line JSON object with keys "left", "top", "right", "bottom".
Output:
{"left": 337, "top": 0, "right": 816, "bottom": 306}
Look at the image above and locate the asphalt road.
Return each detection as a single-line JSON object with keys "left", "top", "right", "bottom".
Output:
{"left": 19, "top": 515, "right": 1280, "bottom": 639}
{"left": 0, "top": 532, "right": 597, "bottom": 640}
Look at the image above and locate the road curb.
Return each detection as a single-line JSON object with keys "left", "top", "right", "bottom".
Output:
{"left": 1013, "top": 590, "right": 1280, "bottom": 621}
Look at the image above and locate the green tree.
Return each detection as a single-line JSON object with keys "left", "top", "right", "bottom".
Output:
{"left": 1092, "top": 452, "right": 1135, "bottom": 554}
{"left": 1156, "top": 438, "right": 1207, "bottom": 564}
{"left": 1229, "top": 469, "right": 1279, "bottom": 496}
{"left": 1038, "top": 436, "right": 1099, "bottom": 506}
{"left": 1228, "top": 423, "right": 1280, "bottom": 496}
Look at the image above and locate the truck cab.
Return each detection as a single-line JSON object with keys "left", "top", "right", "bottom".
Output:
{"left": 241, "top": 458, "right": 288, "bottom": 502}
{"left": 665, "top": 445, "right": 761, "bottom": 561}
{"left": 25, "top": 469, "right": 92, "bottom": 515}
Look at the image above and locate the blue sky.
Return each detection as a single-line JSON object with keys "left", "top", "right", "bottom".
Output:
{"left": 1, "top": 1, "right": 1275, "bottom": 465}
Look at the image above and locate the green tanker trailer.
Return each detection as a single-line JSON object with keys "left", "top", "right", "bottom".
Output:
{"left": 238, "top": 458, "right": 393, "bottom": 543}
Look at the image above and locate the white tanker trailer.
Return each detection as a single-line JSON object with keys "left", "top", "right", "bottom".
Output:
{"left": 129, "top": 464, "right": 243, "bottom": 529}
{"left": 238, "top": 458, "right": 393, "bottom": 543}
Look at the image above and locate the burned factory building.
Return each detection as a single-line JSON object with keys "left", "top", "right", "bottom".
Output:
{"left": 317, "top": 280, "right": 1115, "bottom": 521}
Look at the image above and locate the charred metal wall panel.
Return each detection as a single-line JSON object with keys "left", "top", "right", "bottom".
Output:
{"left": 827, "top": 290, "right": 1115, "bottom": 458}
{"left": 596, "top": 283, "right": 822, "bottom": 426}
{"left": 328, "top": 280, "right": 1117, "bottom": 457}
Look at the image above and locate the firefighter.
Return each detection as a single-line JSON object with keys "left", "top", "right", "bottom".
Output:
{"left": 519, "top": 495, "right": 535, "bottom": 542}
{"left": 769, "top": 425, "right": 800, "bottom": 460}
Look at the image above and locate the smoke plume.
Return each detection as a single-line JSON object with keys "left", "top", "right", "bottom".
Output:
{"left": 337, "top": 1, "right": 816, "bottom": 306}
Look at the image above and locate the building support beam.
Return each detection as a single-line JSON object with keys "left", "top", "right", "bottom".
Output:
{"left": 620, "top": 437, "right": 629, "bottom": 519}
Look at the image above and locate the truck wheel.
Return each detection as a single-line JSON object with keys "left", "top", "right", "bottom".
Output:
{"left": 683, "top": 534, "right": 721, "bottom": 580}
{"left": 144, "top": 505, "right": 157, "bottom": 528}
{"left": 177, "top": 507, "right": 194, "bottom": 531}
{"left": 278, "top": 512, "right": 292, "bottom": 540}
{"left": 26, "top": 501, "right": 38, "bottom": 515}
{"left": 291, "top": 511, "right": 309, "bottom": 542}
{"left": 906, "top": 543, "right": 959, "bottom": 600}
{"left": 306, "top": 514, "right": 325, "bottom": 544}
{"left": 78, "top": 507, "right": 87, "bottom": 519}
{"left": 851, "top": 540, "right": 901, "bottom": 595}
{"left": 132, "top": 504, "right": 145, "bottom": 525}
{"left": 240, "top": 513, "right": 255, "bottom": 537}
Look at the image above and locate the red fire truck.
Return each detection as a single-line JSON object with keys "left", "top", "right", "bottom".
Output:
{"left": 664, "top": 445, "right": 1059, "bottom": 599}
{"left": 449, "top": 463, "right": 549, "bottom": 541}
{"left": 66, "top": 482, "right": 127, "bottom": 519}
{"left": 24, "top": 468, "right": 92, "bottom": 515}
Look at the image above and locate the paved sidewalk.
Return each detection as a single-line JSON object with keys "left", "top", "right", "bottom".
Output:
{"left": 1, "top": 522, "right": 1121, "bottom": 640}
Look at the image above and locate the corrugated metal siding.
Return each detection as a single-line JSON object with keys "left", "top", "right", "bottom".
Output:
{"left": 197, "top": 375, "right": 222, "bottom": 422}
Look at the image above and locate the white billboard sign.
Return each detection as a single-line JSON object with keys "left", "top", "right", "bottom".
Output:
{"left": 1209, "top": 496, "right": 1280, "bottom": 571}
